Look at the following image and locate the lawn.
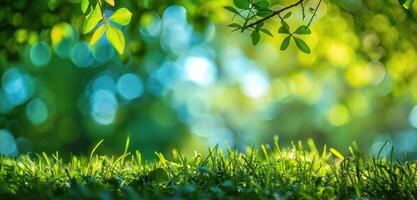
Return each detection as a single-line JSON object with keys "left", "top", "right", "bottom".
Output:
{"left": 1, "top": 139, "right": 416, "bottom": 200}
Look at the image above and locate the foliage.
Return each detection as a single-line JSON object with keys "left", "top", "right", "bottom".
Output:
{"left": 225, "top": 0, "right": 321, "bottom": 54}
{"left": 225, "top": 0, "right": 415, "bottom": 53}
{"left": 1, "top": 139, "right": 417, "bottom": 199}
{"left": 80, "top": 0, "right": 132, "bottom": 54}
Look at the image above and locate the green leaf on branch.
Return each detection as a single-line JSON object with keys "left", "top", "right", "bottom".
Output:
{"left": 256, "top": 21, "right": 264, "bottom": 29}
{"left": 83, "top": 2, "right": 103, "bottom": 34}
{"left": 293, "top": 37, "right": 310, "bottom": 54}
{"left": 228, "top": 23, "right": 242, "bottom": 28}
{"left": 81, "top": 0, "right": 89, "bottom": 13}
{"left": 280, "top": 36, "right": 291, "bottom": 50}
{"left": 224, "top": 6, "right": 240, "bottom": 15}
{"left": 228, "top": 23, "right": 242, "bottom": 32}
{"left": 90, "top": 24, "right": 106, "bottom": 46}
{"left": 106, "top": 25, "right": 125, "bottom": 54}
{"left": 251, "top": 30, "right": 260, "bottom": 45}
{"left": 283, "top": 12, "right": 292, "bottom": 19}
{"left": 278, "top": 21, "right": 290, "bottom": 34}
{"left": 260, "top": 28, "right": 273, "bottom": 37}
{"left": 257, "top": 9, "right": 273, "bottom": 17}
{"left": 233, "top": 0, "right": 250, "bottom": 9}
{"left": 398, "top": 0, "right": 414, "bottom": 9}
{"left": 109, "top": 8, "right": 132, "bottom": 26}
{"left": 254, "top": 0, "right": 270, "bottom": 9}
{"left": 294, "top": 25, "right": 311, "bottom": 35}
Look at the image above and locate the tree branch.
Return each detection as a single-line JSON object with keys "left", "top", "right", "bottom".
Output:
{"left": 242, "top": 0, "right": 305, "bottom": 29}
{"left": 306, "top": 0, "right": 323, "bottom": 28}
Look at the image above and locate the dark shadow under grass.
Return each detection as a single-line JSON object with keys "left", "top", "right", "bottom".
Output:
{"left": 1, "top": 138, "right": 416, "bottom": 200}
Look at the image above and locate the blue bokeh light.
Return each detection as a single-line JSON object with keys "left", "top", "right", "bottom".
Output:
{"left": 93, "top": 43, "right": 114, "bottom": 63}
{"left": 0, "top": 129, "right": 18, "bottom": 156}
{"left": 93, "top": 74, "right": 116, "bottom": 93}
{"left": 147, "top": 61, "right": 180, "bottom": 96}
{"left": 161, "top": 5, "right": 192, "bottom": 53}
{"left": 25, "top": 98, "right": 48, "bottom": 125}
{"left": 30, "top": 41, "right": 52, "bottom": 67}
{"left": 139, "top": 12, "right": 162, "bottom": 38}
{"left": 1, "top": 68, "right": 32, "bottom": 106}
{"left": 71, "top": 42, "right": 95, "bottom": 68}
{"left": 117, "top": 73, "right": 144, "bottom": 100}
{"left": 90, "top": 89, "right": 118, "bottom": 125}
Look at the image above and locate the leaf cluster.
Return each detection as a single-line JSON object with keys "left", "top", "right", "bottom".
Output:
{"left": 225, "top": 0, "right": 275, "bottom": 46}
{"left": 81, "top": 0, "right": 132, "bottom": 55}
{"left": 225, "top": 0, "right": 316, "bottom": 54}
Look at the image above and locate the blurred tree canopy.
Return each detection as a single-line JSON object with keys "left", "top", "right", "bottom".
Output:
{"left": 1, "top": 0, "right": 417, "bottom": 159}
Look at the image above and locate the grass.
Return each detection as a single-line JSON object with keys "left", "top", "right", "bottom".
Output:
{"left": 1, "top": 138, "right": 417, "bottom": 200}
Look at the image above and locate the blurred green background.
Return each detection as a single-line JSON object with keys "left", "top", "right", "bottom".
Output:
{"left": 1, "top": 0, "right": 417, "bottom": 159}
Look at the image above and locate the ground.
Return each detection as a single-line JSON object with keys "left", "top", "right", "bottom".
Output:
{"left": 1, "top": 139, "right": 416, "bottom": 200}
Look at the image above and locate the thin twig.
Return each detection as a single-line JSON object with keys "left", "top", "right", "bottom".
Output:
{"left": 306, "top": 0, "right": 323, "bottom": 28}
{"left": 301, "top": 2, "right": 306, "bottom": 20}
{"left": 243, "top": 0, "right": 305, "bottom": 29}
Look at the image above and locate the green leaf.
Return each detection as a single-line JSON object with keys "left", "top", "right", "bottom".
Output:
{"left": 228, "top": 23, "right": 242, "bottom": 28}
{"left": 90, "top": 24, "right": 106, "bottom": 46}
{"left": 399, "top": 0, "right": 414, "bottom": 9}
{"left": 280, "top": 36, "right": 291, "bottom": 50}
{"left": 106, "top": 25, "right": 125, "bottom": 54}
{"left": 330, "top": 148, "right": 345, "bottom": 160}
{"left": 293, "top": 37, "right": 311, "bottom": 54}
{"left": 105, "top": 0, "right": 115, "bottom": 6}
{"left": 83, "top": 2, "right": 103, "bottom": 34}
{"left": 260, "top": 28, "right": 273, "bottom": 37}
{"left": 283, "top": 12, "right": 292, "bottom": 19}
{"left": 278, "top": 21, "right": 290, "bottom": 34}
{"left": 81, "top": 0, "right": 89, "bottom": 13}
{"left": 231, "top": 27, "right": 242, "bottom": 33}
{"left": 308, "top": 7, "right": 315, "bottom": 13}
{"left": 294, "top": 25, "right": 311, "bottom": 35}
{"left": 257, "top": 10, "right": 273, "bottom": 17}
{"left": 233, "top": 0, "right": 250, "bottom": 9}
{"left": 251, "top": 30, "right": 260, "bottom": 45}
{"left": 224, "top": 6, "right": 239, "bottom": 15}
{"left": 109, "top": 8, "right": 132, "bottom": 26}
{"left": 254, "top": 0, "right": 269, "bottom": 9}
{"left": 256, "top": 21, "right": 264, "bottom": 28}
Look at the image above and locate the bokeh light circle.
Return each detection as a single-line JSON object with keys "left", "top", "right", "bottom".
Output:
{"left": 90, "top": 89, "right": 118, "bottom": 125}
{"left": 183, "top": 56, "right": 216, "bottom": 86}
{"left": 1, "top": 68, "right": 32, "bottom": 106}
{"left": 93, "top": 44, "right": 114, "bottom": 63}
{"left": 71, "top": 42, "right": 94, "bottom": 68}
{"left": 0, "top": 129, "right": 18, "bottom": 156}
{"left": 51, "top": 23, "right": 76, "bottom": 58}
{"left": 241, "top": 70, "right": 270, "bottom": 99}
{"left": 25, "top": 98, "right": 48, "bottom": 125}
{"left": 117, "top": 73, "right": 144, "bottom": 100}
{"left": 30, "top": 41, "right": 51, "bottom": 67}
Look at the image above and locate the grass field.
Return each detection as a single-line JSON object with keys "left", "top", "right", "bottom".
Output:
{"left": 1, "top": 138, "right": 416, "bottom": 200}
